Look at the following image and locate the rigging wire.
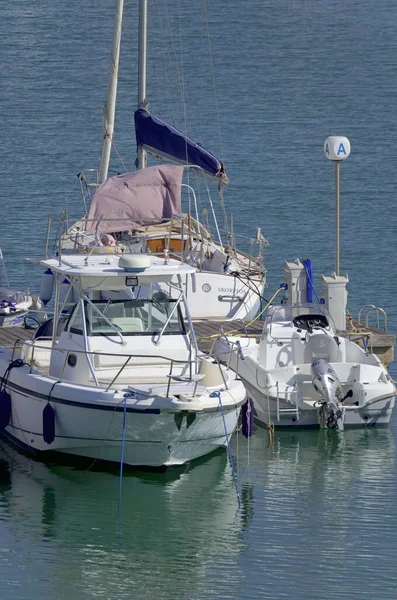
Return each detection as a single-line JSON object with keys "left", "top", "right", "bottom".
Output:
{"left": 232, "top": 271, "right": 271, "bottom": 305}
{"left": 162, "top": 0, "right": 186, "bottom": 122}
{"left": 202, "top": 0, "right": 224, "bottom": 164}
{"left": 111, "top": 138, "right": 129, "bottom": 173}
{"left": 154, "top": 0, "right": 176, "bottom": 122}
{"left": 202, "top": 0, "right": 229, "bottom": 233}
{"left": 177, "top": 0, "right": 191, "bottom": 192}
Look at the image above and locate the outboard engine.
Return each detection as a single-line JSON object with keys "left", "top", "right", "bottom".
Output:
{"left": 311, "top": 358, "right": 345, "bottom": 430}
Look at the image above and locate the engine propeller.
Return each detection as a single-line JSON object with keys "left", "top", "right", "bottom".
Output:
{"left": 311, "top": 358, "right": 345, "bottom": 430}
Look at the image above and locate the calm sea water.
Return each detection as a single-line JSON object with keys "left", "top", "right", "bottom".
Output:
{"left": 1, "top": 1, "right": 397, "bottom": 598}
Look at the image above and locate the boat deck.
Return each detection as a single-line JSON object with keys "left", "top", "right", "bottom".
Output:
{"left": 2, "top": 318, "right": 394, "bottom": 367}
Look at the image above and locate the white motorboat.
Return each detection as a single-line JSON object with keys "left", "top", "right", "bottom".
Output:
{"left": 0, "top": 287, "right": 32, "bottom": 327}
{"left": 0, "top": 248, "right": 33, "bottom": 327}
{"left": 60, "top": 0, "right": 267, "bottom": 322}
{"left": 214, "top": 303, "right": 396, "bottom": 429}
{"left": 0, "top": 252, "right": 246, "bottom": 468}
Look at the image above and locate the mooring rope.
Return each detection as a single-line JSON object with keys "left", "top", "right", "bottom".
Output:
{"left": 267, "top": 392, "right": 275, "bottom": 448}
{"left": 216, "top": 392, "right": 241, "bottom": 509}
{"left": 0, "top": 359, "right": 38, "bottom": 455}
{"left": 198, "top": 284, "right": 285, "bottom": 342}
{"left": 117, "top": 393, "right": 128, "bottom": 517}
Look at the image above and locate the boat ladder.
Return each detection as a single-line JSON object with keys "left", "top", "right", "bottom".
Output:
{"left": 357, "top": 304, "right": 387, "bottom": 332}
{"left": 275, "top": 381, "right": 300, "bottom": 422}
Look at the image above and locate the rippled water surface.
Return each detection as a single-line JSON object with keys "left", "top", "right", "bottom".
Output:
{"left": 1, "top": 1, "right": 397, "bottom": 598}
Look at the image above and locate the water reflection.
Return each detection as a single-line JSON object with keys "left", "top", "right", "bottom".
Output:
{"left": 0, "top": 427, "right": 396, "bottom": 600}
{"left": 0, "top": 442, "right": 247, "bottom": 600}
{"left": 234, "top": 426, "right": 397, "bottom": 600}
{"left": 266, "top": 427, "right": 394, "bottom": 491}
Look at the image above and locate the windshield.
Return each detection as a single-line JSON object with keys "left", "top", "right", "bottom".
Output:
{"left": 67, "top": 299, "right": 186, "bottom": 336}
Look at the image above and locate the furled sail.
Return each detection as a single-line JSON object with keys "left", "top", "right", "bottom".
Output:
{"left": 85, "top": 164, "right": 183, "bottom": 234}
{"left": 134, "top": 109, "right": 228, "bottom": 184}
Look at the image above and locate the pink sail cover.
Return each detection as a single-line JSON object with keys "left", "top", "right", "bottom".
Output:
{"left": 85, "top": 164, "right": 184, "bottom": 234}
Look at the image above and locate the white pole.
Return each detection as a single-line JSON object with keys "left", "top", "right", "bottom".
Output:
{"left": 137, "top": 0, "right": 148, "bottom": 170}
{"left": 324, "top": 136, "right": 351, "bottom": 276}
{"left": 98, "top": 0, "right": 125, "bottom": 184}
{"left": 335, "top": 160, "right": 340, "bottom": 276}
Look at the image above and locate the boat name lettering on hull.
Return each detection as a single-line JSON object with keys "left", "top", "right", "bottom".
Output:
{"left": 218, "top": 288, "right": 244, "bottom": 294}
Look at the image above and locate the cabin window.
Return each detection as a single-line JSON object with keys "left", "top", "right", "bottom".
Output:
{"left": 67, "top": 303, "right": 85, "bottom": 335}
{"left": 67, "top": 299, "right": 186, "bottom": 337}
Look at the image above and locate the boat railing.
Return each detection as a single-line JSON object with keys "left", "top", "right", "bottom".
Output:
{"left": 209, "top": 336, "right": 243, "bottom": 381}
{"left": 202, "top": 221, "right": 268, "bottom": 274}
{"left": 73, "top": 169, "right": 267, "bottom": 274}
{"left": 12, "top": 339, "right": 228, "bottom": 395}
{"left": 45, "top": 214, "right": 189, "bottom": 262}
{"left": 46, "top": 213, "right": 216, "bottom": 263}
{"left": 78, "top": 170, "right": 101, "bottom": 214}
{"left": 44, "top": 215, "right": 266, "bottom": 277}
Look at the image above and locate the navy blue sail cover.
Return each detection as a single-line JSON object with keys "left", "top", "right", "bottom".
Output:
{"left": 134, "top": 109, "right": 227, "bottom": 183}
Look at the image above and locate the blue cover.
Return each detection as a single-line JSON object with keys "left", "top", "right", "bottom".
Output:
{"left": 135, "top": 109, "right": 227, "bottom": 182}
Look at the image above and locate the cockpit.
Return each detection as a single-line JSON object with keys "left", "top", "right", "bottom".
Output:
{"left": 263, "top": 303, "right": 335, "bottom": 340}
{"left": 292, "top": 313, "right": 329, "bottom": 332}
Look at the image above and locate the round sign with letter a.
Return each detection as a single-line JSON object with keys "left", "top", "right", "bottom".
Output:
{"left": 324, "top": 136, "right": 351, "bottom": 161}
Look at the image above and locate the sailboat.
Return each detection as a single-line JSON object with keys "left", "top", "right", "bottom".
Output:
{"left": 60, "top": 0, "right": 267, "bottom": 322}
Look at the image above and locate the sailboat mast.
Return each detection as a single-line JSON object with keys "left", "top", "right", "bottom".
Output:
{"left": 98, "top": 0, "right": 125, "bottom": 184}
{"left": 137, "top": 0, "right": 148, "bottom": 169}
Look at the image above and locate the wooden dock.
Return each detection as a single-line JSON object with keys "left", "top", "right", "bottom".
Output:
{"left": 0, "top": 326, "right": 37, "bottom": 353}
{"left": 193, "top": 319, "right": 263, "bottom": 354}
{"left": 1, "top": 317, "right": 395, "bottom": 367}
{"left": 346, "top": 320, "right": 395, "bottom": 367}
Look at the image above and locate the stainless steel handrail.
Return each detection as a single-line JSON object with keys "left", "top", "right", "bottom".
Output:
{"left": 18, "top": 340, "right": 228, "bottom": 393}
{"left": 357, "top": 304, "right": 387, "bottom": 332}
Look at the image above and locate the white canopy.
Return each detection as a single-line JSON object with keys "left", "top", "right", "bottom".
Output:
{"left": 40, "top": 255, "right": 196, "bottom": 290}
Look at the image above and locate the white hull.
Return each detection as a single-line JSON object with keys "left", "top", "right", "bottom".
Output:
{"left": 0, "top": 310, "right": 28, "bottom": 327}
{"left": 168, "top": 271, "right": 263, "bottom": 321}
{"left": 213, "top": 303, "right": 397, "bottom": 431}
{"left": 0, "top": 356, "right": 243, "bottom": 468}
{"left": 0, "top": 286, "right": 32, "bottom": 327}
{"left": 247, "top": 382, "right": 395, "bottom": 429}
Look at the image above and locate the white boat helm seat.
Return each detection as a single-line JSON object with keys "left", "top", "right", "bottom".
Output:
{"left": 303, "top": 331, "right": 342, "bottom": 363}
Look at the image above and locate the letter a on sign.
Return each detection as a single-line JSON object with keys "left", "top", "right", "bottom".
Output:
{"left": 324, "top": 136, "right": 351, "bottom": 161}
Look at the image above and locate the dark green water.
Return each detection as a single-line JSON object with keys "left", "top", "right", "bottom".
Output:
{"left": 2, "top": 0, "right": 397, "bottom": 597}
{"left": 0, "top": 425, "right": 396, "bottom": 599}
